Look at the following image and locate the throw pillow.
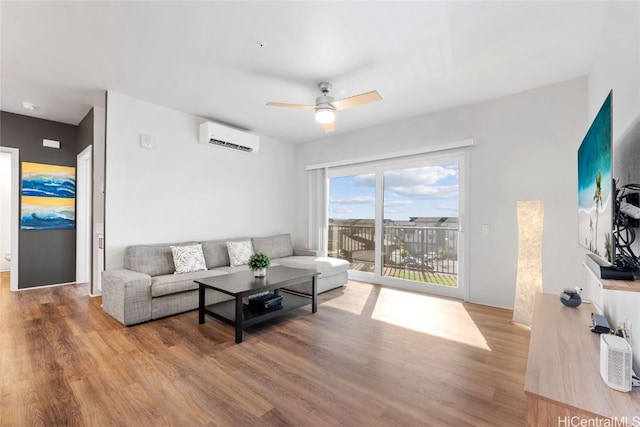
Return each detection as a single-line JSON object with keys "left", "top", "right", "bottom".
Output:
{"left": 227, "top": 240, "right": 254, "bottom": 267}
{"left": 171, "top": 244, "right": 207, "bottom": 274}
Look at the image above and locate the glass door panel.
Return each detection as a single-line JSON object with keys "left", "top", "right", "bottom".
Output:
{"left": 381, "top": 163, "right": 460, "bottom": 288}
{"left": 328, "top": 174, "right": 376, "bottom": 273}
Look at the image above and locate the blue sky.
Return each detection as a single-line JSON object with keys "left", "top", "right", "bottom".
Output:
{"left": 329, "top": 163, "right": 459, "bottom": 220}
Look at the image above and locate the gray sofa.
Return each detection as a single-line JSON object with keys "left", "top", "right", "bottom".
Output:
{"left": 102, "top": 234, "right": 349, "bottom": 326}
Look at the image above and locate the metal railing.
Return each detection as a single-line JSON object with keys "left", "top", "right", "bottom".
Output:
{"left": 328, "top": 224, "right": 458, "bottom": 285}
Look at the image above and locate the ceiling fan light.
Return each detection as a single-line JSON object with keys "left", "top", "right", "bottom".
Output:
{"left": 315, "top": 108, "right": 335, "bottom": 124}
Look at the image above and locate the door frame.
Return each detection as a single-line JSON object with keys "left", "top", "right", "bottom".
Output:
{"left": 327, "top": 149, "right": 469, "bottom": 301}
{"left": 0, "top": 147, "right": 19, "bottom": 291}
{"left": 76, "top": 145, "right": 92, "bottom": 287}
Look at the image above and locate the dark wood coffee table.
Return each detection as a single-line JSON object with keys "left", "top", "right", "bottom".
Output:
{"left": 196, "top": 266, "right": 319, "bottom": 343}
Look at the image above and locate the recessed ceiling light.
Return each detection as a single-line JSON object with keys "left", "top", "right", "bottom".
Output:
{"left": 22, "top": 102, "right": 37, "bottom": 111}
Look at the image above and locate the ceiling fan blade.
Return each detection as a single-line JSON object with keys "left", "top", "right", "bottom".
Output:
{"left": 323, "top": 122, "right": 336, "bottom": 133}
{"left": 266, "top": 101, "right": 315, "bottom": 109}
{"left": 331, "top": 90, "right": 382, "bottom": 111}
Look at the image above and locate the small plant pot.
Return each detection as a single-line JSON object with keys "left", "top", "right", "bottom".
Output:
{"left": 253, "top": 268, "right": 266, "bottom": 277}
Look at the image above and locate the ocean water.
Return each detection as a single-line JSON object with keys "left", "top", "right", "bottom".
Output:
{"left": 21, "top": 215, "right": 75, "bottom": 230}
{"left": 21, "top": 174, "right": 75, "bottom": 198}
{"left": 20, "top": 204, "right": 75, "bottom": 230}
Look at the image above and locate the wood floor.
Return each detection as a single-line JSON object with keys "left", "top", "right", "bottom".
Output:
{"left": 0, "top": 271, "right": 530, "bottom": 426}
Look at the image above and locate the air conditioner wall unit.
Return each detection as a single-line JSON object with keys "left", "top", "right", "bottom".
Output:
{"left": 199, "top": 121, "right": 259, "bottom": 153}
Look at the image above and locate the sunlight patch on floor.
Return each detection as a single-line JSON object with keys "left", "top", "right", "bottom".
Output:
{"left": 370, "top": 287, "right": 491, "bottom": 351}
{"left": 321, "top": 285, "right": 372, "bottom": 315}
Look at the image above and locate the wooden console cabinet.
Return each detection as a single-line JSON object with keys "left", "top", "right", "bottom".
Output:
{"left": 525, "top": 293, "right": 640, "bottom": 426}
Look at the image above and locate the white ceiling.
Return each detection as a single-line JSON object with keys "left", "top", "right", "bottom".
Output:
{"left": 0, "top": 1, "right": 609, "bottom": 144}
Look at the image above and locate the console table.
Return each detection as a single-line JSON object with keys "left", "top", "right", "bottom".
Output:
{"left": 524, "top": 293, "right": 640, "bottom": 426}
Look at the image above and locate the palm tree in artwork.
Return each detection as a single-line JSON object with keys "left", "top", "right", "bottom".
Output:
{"left": 593, "top": 172, "right": 603, "bottom": 255}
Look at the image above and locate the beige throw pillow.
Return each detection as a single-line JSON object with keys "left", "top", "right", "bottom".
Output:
{"left": 171, "top": 244, "right": 207, "bottom": 274}
{"left": 226, "top": 240, "right": 254, "bottom": 267}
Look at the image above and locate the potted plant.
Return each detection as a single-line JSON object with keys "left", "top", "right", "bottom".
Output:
{"left": 248, "top": 252, "right": 270, "bottom": 277}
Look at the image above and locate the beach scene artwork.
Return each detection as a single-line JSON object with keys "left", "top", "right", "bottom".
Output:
{"left": 21, "top": 162, "right": 76, "bottom": 230}
{"left": 578, "top": 92, "right": 612, "bottom": 262}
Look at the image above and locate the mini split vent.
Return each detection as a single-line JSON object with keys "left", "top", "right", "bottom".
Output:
{"left": 199, "top": 121, "right": 259, "bottom": 153}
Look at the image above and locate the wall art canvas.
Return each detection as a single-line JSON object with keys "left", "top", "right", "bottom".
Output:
{"left": 21, "top": 162, "right": 76, "bottom": 230}
{"left": 578, "top": 91, "right": 612, "bottom": 262}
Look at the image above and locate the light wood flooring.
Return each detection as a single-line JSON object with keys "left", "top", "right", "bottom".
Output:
{"left": 0, "top": 271, "right": 530, "bottom": 426}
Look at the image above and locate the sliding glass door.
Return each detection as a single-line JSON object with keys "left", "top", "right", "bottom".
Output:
{"left": 327, "top": 152, "right": 467, "bottom": 299}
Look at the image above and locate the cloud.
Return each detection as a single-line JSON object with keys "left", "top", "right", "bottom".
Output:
{"left": 384, "top": 200, "right": 413, "bottom": 207}
{"left": 349, "top": 165, "right": 459, "bottom": 200}
{"left": 391, "top": 184, "right": 458, "bottom": 199}
{"left": 329, "top": 196, "right": 375, "bottom": 205}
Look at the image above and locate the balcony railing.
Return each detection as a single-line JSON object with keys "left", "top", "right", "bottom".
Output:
{"left": 328, "top": 224, "right": 458, "bottom": 287}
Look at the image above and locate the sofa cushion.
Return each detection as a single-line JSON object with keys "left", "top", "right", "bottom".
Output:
{"left": 272, "top": 256, "right": 349, "bottom": 277}
{"left": 125, "top": 242, "right": 197, "bottom": 276}
{"left": 252, "top": 234, "right": 294, "bottom": 259}
{"left": 213, "top": 261, "right": 281, "bottom": 275}
{"left": 227, "top": 240, "right": 254, "bottom": 267}
{"left": 200, "top": 237, "right": 250, "bottom": 269}
{"left": 171, "top": 244, "right": 207, "bottom": 274}
{"left": 151, "top": 269, "right": 228, "bottom": 297}
{"left": 213, "top": 265, "right": 251, "bottom": 274}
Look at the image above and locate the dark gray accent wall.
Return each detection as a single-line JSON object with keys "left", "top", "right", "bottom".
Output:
{"left": 0, "top": 111, "right": 79, "bottom": 288}
{"left": 77, "top": 108, "right": 94, "bottom": 155}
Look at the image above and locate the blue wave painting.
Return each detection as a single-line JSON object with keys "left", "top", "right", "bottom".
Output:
{"left": 22, "top": 172, "right": 75, "bottom": 198}
{"left": 21, "top": 162, "right": 76, "bottom": 230}
{"left": 21, "top": 198, "right": 75, "bottom": 230}
{"left": 21, "top": 175, "right": 75, "bottom": 198}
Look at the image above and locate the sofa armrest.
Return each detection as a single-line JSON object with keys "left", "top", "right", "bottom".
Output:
{"left": 102, "top": 269, "right": 152, "bottom": 326}
{"left": 293, "top": 247, "right": 324, "bottom": 257}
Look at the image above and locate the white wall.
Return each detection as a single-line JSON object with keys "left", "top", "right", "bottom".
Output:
{"left": 588, "top": 2, "right": 640, "bottom": 141}
{"left": 0, "top": 152, "right": 11, "bottom": 271}
{"left": 295, "top": 78, "right": 587, "bottom": 309}
{"left": 585, "top": 0, "right": 640, "bottom": 369}
{"left": 105, "top": 92, "right": 295, "bottom": 269}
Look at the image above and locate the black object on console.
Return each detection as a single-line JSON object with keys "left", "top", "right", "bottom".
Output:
{"left": 559, "top": 289, "right": 582, "bottom": 307}
{"left": 591, "top": 313, "right": 611, "bottom": 334}
{"left": 600, "top": 265, "right": 635, "bottom": 280}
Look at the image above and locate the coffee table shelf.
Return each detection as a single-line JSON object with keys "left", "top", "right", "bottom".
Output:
{"left": 202, "top": 290, "right": 311, "bottom": 327}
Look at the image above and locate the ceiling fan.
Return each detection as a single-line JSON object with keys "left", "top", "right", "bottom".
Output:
{"left": 266, "top": 82, "right": 382, "bottom": 133}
